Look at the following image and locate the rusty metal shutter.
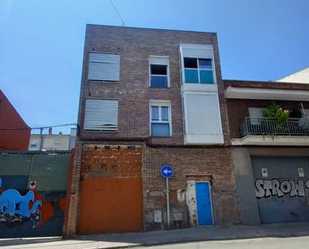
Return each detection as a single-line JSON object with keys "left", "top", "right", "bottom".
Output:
{"left": 88, "top": 53, "right": 120, "bottom": 81}
{"left": 84, "top": 99, "right": 118, "bottom": 131}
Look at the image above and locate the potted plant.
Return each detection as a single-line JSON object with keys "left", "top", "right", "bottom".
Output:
{"left": 262, "top": 102, "right": 290, "bottom": 134}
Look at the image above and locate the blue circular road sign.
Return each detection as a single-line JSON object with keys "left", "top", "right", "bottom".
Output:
{"left": 160, "top": 165, "right": 174, "bottom": 178}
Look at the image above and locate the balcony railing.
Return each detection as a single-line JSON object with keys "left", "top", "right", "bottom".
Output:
{"left": 240, "top": 117, "right": 309, "bottom": 136}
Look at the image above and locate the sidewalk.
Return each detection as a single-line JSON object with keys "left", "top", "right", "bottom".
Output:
{"left": 1, "top": 222, "right": 309, "bottom": 249}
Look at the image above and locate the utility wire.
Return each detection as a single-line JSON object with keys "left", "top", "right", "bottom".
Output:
{"left": 110, "top": 0, "right": 125, "bottom": 26}
{"left": 0, "top": 123, "right": 77, "bottom": 131}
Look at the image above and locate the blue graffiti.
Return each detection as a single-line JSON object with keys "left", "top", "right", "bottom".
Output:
{"left": 0, "top": 177, "right": 42, "bottom": 228}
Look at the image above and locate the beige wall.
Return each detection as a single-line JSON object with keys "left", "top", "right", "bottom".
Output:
{"left": 29, "top": 134, "right": 70, "bottom": 151}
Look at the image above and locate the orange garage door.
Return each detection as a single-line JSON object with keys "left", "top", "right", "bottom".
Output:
{"left": 78, "top": 145, "right": 143, "bottom": 234}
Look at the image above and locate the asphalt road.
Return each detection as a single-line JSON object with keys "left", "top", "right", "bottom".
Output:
{"left": 135, "top": 236, "right": 309, "bottom": 249}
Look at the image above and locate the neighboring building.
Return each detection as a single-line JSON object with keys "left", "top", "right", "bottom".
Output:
{"left": 225, "top": 80, "right": 309, "bottom": 225}
{"left": 29, "top": 128, "right": 76, "bottom": 151}
{"left": 0, "top": 89, "right": 30, "bottom": 151}
{"left": 277, "top": 67, "right": 309, "bottom": 83}
{"left": 66, "top": 25, "right": 239, "bottom": 236}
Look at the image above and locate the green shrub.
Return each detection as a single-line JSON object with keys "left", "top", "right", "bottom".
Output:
{"left": 262, "top": 102, "right": 290, "bottom": 122}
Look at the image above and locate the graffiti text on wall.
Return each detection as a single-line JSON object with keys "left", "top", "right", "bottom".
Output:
{"left": 0, "top": 177, "right": 42, "bottom": 228}
{"left": 255, "top": 179, "right": 309, "bottom": 198}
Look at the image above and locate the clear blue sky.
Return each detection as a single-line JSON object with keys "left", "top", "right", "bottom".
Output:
{"left": 1, "top": 0, "right": 309, "bottom": 134}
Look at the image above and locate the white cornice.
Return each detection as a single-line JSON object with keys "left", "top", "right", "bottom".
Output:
{"left": 225, "top": 86, "right": 309, "bottom": 101}
{"left": 232, "top": 135, "right": 309, "bottom": 146}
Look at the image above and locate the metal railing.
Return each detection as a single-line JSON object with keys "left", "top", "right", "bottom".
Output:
{"left": 240, "top": 117, "right": 309, "bottom": 136}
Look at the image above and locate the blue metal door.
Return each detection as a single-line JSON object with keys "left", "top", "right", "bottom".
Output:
{"left": 195, "top": 182, "right": 213, "bottom": 225}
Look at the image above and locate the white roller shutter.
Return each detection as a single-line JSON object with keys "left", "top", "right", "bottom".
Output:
{"left": 149, "top": 56, "right": 169, "bottom": 65}
{"left": 84, "top": 99, "right": 118, "bottom": 131}
{"left": 181, "top": 44, "right": 213, "bottom": 59}
{"left": 88, "top": 53, "right": 120, "bottom": 81}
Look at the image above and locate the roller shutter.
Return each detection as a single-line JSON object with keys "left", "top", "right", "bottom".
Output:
{"left": 84, "top": 99, "right": 118, "bottom": 131}
{"left": 88, "top": 53, "right": 120, "bottom": 81}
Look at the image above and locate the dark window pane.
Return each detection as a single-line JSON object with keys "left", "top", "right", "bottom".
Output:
{"left": 184, "top": 58, "right": 198, "bottom": 68}
{"left": 199, "top": 59, "right": 212, "bottom": 70}
{"left": 200, "top": 70, "right": 214, "bottom": 84}
{"left": 151, "top": 106, "right": 159, "bottom": 121}
{"left": 151, "top": 65, "right": 167, "bottom": 75}
{"left": 151, "top": 76, "right": 168, "bottom": 88}
{"left": 151, "top": 123, "right": 170, "bottom": 136}
{"left": 185, "top": 69, "right": 199, "bottom": 83}
{"left": 161, "top": 107, "right": 169, "bottom": 121}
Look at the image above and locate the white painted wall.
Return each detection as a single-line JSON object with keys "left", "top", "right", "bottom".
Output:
{"left": 28, "top": 134, "right": 70, "bottom": 151}
{"left": 180, "top": 44, "right": 224, "bottom": 145}
{"left": 183, "top": 93, "right": 224, "bottom": 144}
{"left": 277, "top": 67, "right": 309, "bottom": 84}
{"left": 186, "top": 180, "right": 197, "bottom": 226}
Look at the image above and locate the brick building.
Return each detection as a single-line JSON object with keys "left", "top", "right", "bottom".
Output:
{"left": 65, "top": 25, "right": 239, "bottom": 236}
{"left": 65, "top": 25, "right": 309, "bottom": 237}
{"left": 225, "top": 80, "right": 309, "bottom": 225}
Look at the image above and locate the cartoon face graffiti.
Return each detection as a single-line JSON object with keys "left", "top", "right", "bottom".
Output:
{"left": 0, "top": 177, "right": 42, "bottom": 228}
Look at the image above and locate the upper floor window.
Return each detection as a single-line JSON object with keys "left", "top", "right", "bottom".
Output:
{"left": 84, "top": 99, "right": 119, "bottom": 131}
{"left": 149, "top": 56, "right": 169, "bottom": 88}
{"left": 150, "top": 101, "right": 172, "bottom": 137}
{"left": 184, "top": 58, "right": 214, "bottom": 84}
{"left": 180, "top": 44, "right": 216, "bottom": 85}
{"left": 88, "top": 53, "right": 120, "bottom": 81}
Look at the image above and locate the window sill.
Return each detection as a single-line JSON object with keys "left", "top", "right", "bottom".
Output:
{"left": 151, "top": 136, "right": 173, "bottom": 138}
{"left": 181, "top": 83, "right": 218, "bottom": 93}
{"left": 149, "top": 86, "right": 170, "bottom": 89}
{"left": 88, "top": 80, "right": 119, "bottom": 83}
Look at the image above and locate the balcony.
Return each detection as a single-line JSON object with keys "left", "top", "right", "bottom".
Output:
{"left": 241, "top": 117, "right": 309, "bottom": 136}
{"left": 232, "top": 117, "right": 309, "bottom": 146}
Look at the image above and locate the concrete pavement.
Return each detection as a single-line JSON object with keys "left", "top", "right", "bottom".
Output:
{"left": 1, "top": 222, "right": 309, "bottom": 249}
{"left": 137, "top": 237, "right": 309, "bottom": 249}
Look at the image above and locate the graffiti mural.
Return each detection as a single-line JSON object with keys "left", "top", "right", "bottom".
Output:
{"left": 255, "top": 178, "right": 309, "bottom": 198}
{"left": 0, "top": 177, "right": 42, "bottom": 228}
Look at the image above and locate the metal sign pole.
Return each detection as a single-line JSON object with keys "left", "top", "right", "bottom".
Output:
{"left": 166, "top": 177, "right": 170, "bottom": 227}
{"left": 160, "top": 165, "right": 173, "bottom": 228}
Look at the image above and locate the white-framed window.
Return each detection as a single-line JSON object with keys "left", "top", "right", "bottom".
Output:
{"left": 248, "top": 107, "right": 265, "bottom": 125}
{"left": 84, "top": 99, "right": 119, "bottom": 131}
{"left": 184, "top": 58, "right": 214, "bottom": 84}
{"left": 88, "top": 53, "right": 120, "bottom": 81}
{"left": 180, "top": 44, "right": 216, "bottom": 85}
{"left": 150, "top": 101, "right": 172, "bottom": 137}
{"left": 149, "top": 56, "right": 170, "bottom": 88}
